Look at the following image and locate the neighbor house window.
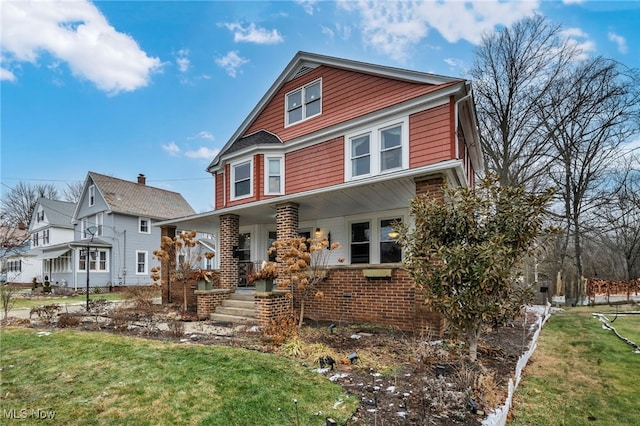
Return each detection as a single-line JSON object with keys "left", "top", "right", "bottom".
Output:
{"left": 136, "top": 251, "right": 148, "bottom": 275}
{"left": 346, "top": 118, "right": 408, "bottom": 180}
{"left": 285, "top": 79, "right": 321, "bottom": 126}
{"left": 32, "top": 233, "right": 39, "bottom": 247}
{"left": 232, "top": 160, "right": 252, "bottom": 199}
{"left": 380, "top": 218, "right": 402, "bottom": 263}
{"left": 96, "top": 213, "right": 103, "bottom": 236}
{"left": 350, "top": 221, "right": 370, "bottom": 264}
{"left": 265, "top": 156, "right": 284, "bottom": 195}
{"left": 79, "top": 250, "right": 108, "bottom": 272}
{"left": 43, "top": 229, "right": 49, "bottom": 245}
{"left": 139, "top": 217, "right": 150, "bottom": 234}
{"left": 89, "top": 185, "right": 95, "bottom": 207}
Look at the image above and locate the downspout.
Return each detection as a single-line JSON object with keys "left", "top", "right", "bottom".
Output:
{"left": 454, "top": 90, "right": 472, "bottom": 160}
{"left": 122, "top": 229, "right": 126, "bottom": 286}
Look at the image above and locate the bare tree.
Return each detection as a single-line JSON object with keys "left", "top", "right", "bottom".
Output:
{"left": 590, "top": 157, "right": 640, "bottom": 280}
{"left": 470, "top": 15, "right": 578, "bottom": 190}
{"left": 63, "top": 180, "right": 84, "bottom": 203}
{"left": 542, "top": 58, "right": 640, "bottom": 301}
{"left": 0, "top": 182, "right": 59, "bottom": 228}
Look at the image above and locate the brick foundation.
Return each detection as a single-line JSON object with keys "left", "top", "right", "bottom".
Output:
{"left": 299, "top": 266, "right": 443, "bottom": 334}
{"left": 255, "top": 290, "right": 292, "bottom": 327}
{"left": 196, "top": 288, "right": 232, "bottom": 320}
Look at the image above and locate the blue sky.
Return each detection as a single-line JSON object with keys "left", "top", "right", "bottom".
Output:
{"left": 1, "top": 0, "right": 638, "bottom": 214}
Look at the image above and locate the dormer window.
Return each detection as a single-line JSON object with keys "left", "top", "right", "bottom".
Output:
{"left": 88, "top": 185, "right": 95, "bottom": 207}
{"left": 285, "top": 79, "right": 321, "bottom": 126}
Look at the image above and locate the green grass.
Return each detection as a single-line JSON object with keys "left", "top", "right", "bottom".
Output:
{"left": 509, "top": 306, "right": 640, "bottom": 426}
{"left": 0, "top": 328, "right": 356, "bottom": 425}
{"left": 11, "top": 293, "right": 124, "bottom": 310}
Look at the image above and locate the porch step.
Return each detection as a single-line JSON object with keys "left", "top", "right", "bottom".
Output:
{"left": 210, "top": 293, "right": 256, "bottom": 324}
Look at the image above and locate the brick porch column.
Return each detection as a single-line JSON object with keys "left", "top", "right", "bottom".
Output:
{"left": 219, "top": 214, "right": 239, "bottom": 290}
{"left": 160, "top": 225, "right": 176, "bottom": 304}
{"left": 276, "top": 202, "right": 299, "bottom": 240}
{"left": 415, "top": 175, "right": 446, "bottom": 200}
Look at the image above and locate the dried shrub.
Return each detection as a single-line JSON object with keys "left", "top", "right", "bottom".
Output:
{"left": 167, "top": 320, "right": 185, "bottom": 338}
{"left": 30, "top": 304, "right": 62, "bottom": 322}
{"left": 123, "top": 285, "right": 158, "bottom": 310}
{"left": 474, "top": 368, "right": 502, "bottom": 410}
{"left": 57, "top": 313, "right": 82, "bottom": 328}
{"left": 261, "top": 313, "right": 298, "bottom": 346}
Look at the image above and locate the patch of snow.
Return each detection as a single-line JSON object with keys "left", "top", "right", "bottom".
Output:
{"left": 329, "top": 373, "right": 349, "bottom": 382}
{"left": 397, "top": 411, "right": 408, "bottom": 418}
{"left": 386, "top": 386, "right": 396, "bottom": 392}
{"left": 36, "top": 331, "right": 51, "bottom": 337}
{"left": 350, "top": 334, "right": 361, "bottom": 339}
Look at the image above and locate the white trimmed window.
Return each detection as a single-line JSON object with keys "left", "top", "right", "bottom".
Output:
{"left": 89, "top": 185, "right": 95, "bottom": 207}
{"left": 380, "top": 218, "right": 402, "bottom": 263}
{"left": 231, "top": 159, "right": 253, "bottom": 200}
{"left": 285, "top": 79, "right": 322, "bottom": 126}
{"left": 265, "top": 155, "right": 284, "bottom": 195}
{"left": 346, "top": 118, "right": 408, "bottom": 180}
{"left": 96, "top": 213, "right": 104, "bottom": 236}
{"left": 136, "top": 251, "right": 148, "bottom": 275}
{"left": 139, "top": 217, "right": 150, "bottom": 234}
{"left": 79, "top": 249, "right": 108, "bottom": 272}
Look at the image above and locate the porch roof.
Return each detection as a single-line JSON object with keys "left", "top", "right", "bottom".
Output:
{"left": 157, "top": 160, "right": 465, "bottom": 234}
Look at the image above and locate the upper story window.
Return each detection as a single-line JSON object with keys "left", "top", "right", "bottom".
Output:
{"left": 43, "top": 229, "right": 50, "bottom": 245}
{"left": 88, "top": 185, "right": 95, "bottom": 207}
{"left": 96, "top": 213, "right": 104, "bottom": 237}
{"left": 285, "top": 79, "right": 322, "bottom": 126}
{"left": 231, "top": 159, "right": 253, "bottom": 200}
{"left": 139, "top": 218, "right": 150, "bottom": 234}
{"left": 346, "top": 118, "right": 408, "bottom": 181}
{"left": 37, "top": 209, "right": 45, "bottom": 222}
{"left": 265, "top": 155, "right": 284, "bottom": 195}
{"left": 32, "top": 233, "right": 39, "bottom": 247}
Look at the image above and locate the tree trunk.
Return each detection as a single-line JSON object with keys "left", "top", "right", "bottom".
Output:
{"left": 298, "top": 300, "right": 305, "bottom": 328}
{"left": 467, "top": 325, "right": 481, "bottom": 362}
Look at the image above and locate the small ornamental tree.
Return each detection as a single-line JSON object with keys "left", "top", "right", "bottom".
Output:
{"left": 151, "top": 230, "right": 214, "bottom": 312}
{"left": 270, "top": 236, "right": 343, "bottom": 328}
{"left": 396, "top": 174, "right": 554, "bottom": 361}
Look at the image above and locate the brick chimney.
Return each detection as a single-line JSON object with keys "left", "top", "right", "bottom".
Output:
{"left": 137, "top": 174, "right": 146, "bottom": 185}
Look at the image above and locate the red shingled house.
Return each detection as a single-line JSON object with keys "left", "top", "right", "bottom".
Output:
{"left": 158, "top": 51, "right": 483, "bottom": 332}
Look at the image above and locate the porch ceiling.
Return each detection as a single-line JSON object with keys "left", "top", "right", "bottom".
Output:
{"left": 165, "top": 177, "right": 418, "bottom": 234}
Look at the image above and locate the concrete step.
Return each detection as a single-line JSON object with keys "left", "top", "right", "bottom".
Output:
{"left": 210, "top": 313, "right": 257, "bottom": 324}
{"left": 222, "top": 299, "right": 254, "bottom": 309}
{"left": 215, "top": 306, "right": 255, "bottom": 318}
{"left": 228, "top": 292, "right": 255, "bottom": 302}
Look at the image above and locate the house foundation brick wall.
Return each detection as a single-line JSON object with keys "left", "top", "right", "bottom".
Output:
{"left": 219, "top": 214, "right": 239, "bottom": 290}
{"left": 254, "top": 290, "right": 292, "bottom": 327}
{"left": 196, "top": 289, "right": 232, "bottom": 320}
{"left": 301, "top": 266, "right": 443, "bottom": 334}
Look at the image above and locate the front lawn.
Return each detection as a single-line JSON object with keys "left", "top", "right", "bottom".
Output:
{"left": 0, "top": 328, "right": 357, "bottom": 425}
{"left": 509, "top": 306, "right": 640, "bottom": 425}
{"left": 10, "top": 293, "right": 124, "bottom": 310}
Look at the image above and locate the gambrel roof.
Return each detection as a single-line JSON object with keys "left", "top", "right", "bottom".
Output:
{"left": 75, "top": 172, "right": 195, "bottom": 220}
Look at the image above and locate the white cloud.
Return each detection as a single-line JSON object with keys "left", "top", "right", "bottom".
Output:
{"left": 561, "top": 27, "right": 596, "bottom": 60}
{"left": 189, "top": 131, "right": 215, "bottom": 141}
{"left": 562, "top": 0, "right": 584, "bottom": 4}
{"left": 0, "top": 65, "right": 16, "bottom": 82}
{"left": 296, "top": 0, "right": 319, "bottom": 15}
{"left": 0, "top": 0, "right": 161, "bottom": 95}
{"left": 608, "top": 32, "right": 628, "bottom": 54}
{"left": 162, "top": 142, "right": 181, "bottom": 156}
{"left": 337, "top": 0, "right": 539, "bottom": 61}
{"left": 185, "top": 147, "right": 220, "bottom": 160}
{"left": 322, "top": 23, "right": 352, "bottom": 40}
{"left": 215, "top": 51, "right": 249, "bottom": 78}
{"left": 222, "top": 22, "right": 284, "bottom": 44}
{"left": 176, "top": 49, "right": 190, "bottom": 73}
